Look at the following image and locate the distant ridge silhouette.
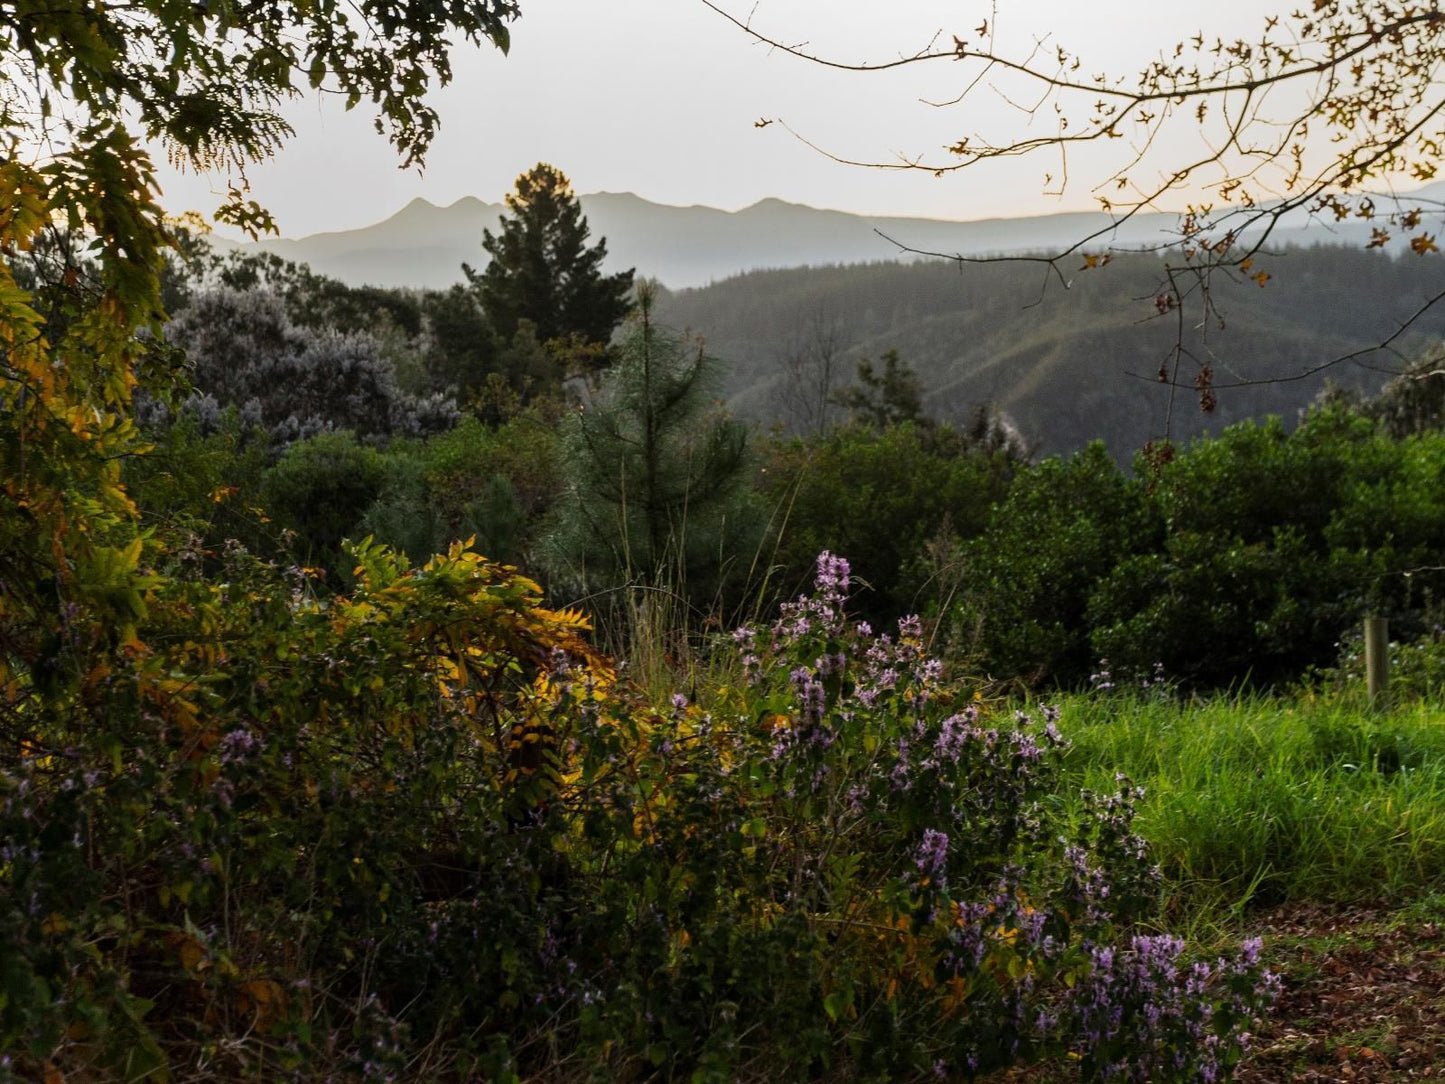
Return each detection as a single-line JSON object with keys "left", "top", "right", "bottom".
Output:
{"left": 210, "top": 186, "right": 1444, "bottom": 290}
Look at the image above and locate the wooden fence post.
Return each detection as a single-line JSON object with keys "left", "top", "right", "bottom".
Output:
{"left": 1365, "top": 615, "right": 1389, "bottom": 707}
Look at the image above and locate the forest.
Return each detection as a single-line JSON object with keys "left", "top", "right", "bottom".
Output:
{"left": 6, "top": 3, "right": 1445, "bottom": 1083}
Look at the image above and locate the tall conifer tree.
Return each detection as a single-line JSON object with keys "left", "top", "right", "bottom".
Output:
{"left": 467, "top": 163, "right": 634, "bottom": 350}
{"left": 545, "top": 280, "right": 757, "bottom": 599}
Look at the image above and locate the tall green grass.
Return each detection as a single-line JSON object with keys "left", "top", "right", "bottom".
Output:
{"left": 1054, "top": 693, "right": 1445, "bottom": 916}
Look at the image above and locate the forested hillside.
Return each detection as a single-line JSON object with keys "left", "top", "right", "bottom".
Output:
{"left": 658, "top": 245, "right": 1445, "bottom": 455}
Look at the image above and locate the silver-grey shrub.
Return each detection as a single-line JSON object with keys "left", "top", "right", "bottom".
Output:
{"left": 161, "top": 288, "right": 457, "bottom": 447}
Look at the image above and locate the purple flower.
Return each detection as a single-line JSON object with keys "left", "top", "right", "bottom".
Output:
{"left": 219, "top": 725, "right": 264, "bottom": 763}
{"left": 915, "top": 828, "right": 949, "bottom": 881}
{"left": 814, "top": 551, "right": 851, "bottom": 596}
{"left": 790, "top": 666, "right": 826, "bottom": 723}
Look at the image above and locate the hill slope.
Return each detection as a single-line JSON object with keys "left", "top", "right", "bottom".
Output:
{"left": 654, "top": 246, "right": 1445, "bottom": 456}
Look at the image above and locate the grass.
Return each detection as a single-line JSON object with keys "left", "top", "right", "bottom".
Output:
{"left": 970, "top": 694, "right": 1445, "bottom": 1082}
{"left": 1052, "top": 691, "right": 1445, "bottom": 921}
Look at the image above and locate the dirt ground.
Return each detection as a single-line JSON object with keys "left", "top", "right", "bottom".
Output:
{"left": 1235, "top": 901, "right": 1445, "bottom": 1082}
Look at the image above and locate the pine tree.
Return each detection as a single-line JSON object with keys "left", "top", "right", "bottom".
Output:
{"left": 546, "top": 281, "right": 756, "bottom": 599}
{"left": 466, "top": 163, "right": 634, "bottom": 352}
{"left": 832, "top": 348, "right": 927, "bottom": 429}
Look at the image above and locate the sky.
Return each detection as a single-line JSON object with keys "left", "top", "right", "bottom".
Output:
{"left": 154, "top": 1, "right": 1278, "bottom": 239}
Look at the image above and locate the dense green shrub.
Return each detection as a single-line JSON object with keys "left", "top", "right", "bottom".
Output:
{"left": 423, "top": 413, "right": 563, "bottom": 553}
{"left": 932, "top": 410, "right": 1445, "bottom": 690}
{"left": 1086, "top": 413, "right": 1445, "bottom": 688}
{"left": 761, "top": 421, "right": 1017, "bottom": 622}
{"left": 139, "top": 413, "right": 566, "bottom": 586}
{"left": 950, "top": 443, "right": 1151, "bottom": 686}
{"left": 125, "top": 407, "right": 274, "bottom": 556}
{"left": 262, "top": 431, "right": 388, "bottom": 576}
{"left": 357, "top": 413, "right": 563, "bottom": 570}
{"left": 1087, "top": 527, "right": 1329, "bottom": 687}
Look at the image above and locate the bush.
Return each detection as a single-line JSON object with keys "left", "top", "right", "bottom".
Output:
{"left": 1087, "top": 527, "right": 1327, "bottom": 688}
{"left": 760, "top": 422, "right": 1017, "bottom": 622}
{"left": 164, "top": 288, "right": 457, "bottom": 448}
{"left": 124, "top": 406, "right": 273, "bottom": 555}
{"left": 952, "top": 443, "right": 1151, "bottom": 686}
{"left": 950, "top": 411, "right": 1445, "bottom": 691}
{"left": 262, "top": 430, "right": 387, "bottom": 575}
{"left": 2, "top": 547, "right": 1275, "bottom": 1082}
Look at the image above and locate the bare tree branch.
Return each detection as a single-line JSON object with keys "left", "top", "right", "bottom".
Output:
{"left": 703, "top": 1, "right": 1445, "bottom": 427}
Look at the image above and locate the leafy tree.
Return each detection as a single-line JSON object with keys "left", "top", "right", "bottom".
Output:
{"left": 466, "top": 163, "right": 634, "bottom": 358}
{"left": 0, "top": 0, "right": 520, "bottom": 678}
{"left": 1086, "top": 412, "right": 1391, "bottom": 687}
{"left": 546, "top": 281, "right": 755, "bottom": 600}
{"left": 419, "top": 282, "right": 503, "bottom": 396}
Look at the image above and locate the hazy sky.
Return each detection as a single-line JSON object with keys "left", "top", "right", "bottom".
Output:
{"left": 155, "top": 1, "right": 1275, "bottom": 238}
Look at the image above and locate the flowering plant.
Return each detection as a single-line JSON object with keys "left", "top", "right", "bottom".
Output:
{"left": 635, "top": 551, "right": 1276, "bottom": 1080}
{"left": 2, "top": 547, "right": 1273, "bottom": 1082}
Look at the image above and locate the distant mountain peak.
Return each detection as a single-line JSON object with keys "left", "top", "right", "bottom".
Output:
{"left": 385, "top": 195, "right": 444, "bottom": 219}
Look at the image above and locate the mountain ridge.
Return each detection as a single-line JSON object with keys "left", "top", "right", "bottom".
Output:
{"left": 209, "top": 181, "right": 1445, "bottom": 293}
{"left": 207, "top": 192, "right": 1205, "bottom": 290}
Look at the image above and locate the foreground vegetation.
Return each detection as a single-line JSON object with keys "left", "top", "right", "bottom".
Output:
{"left": 4, "top": 546, "right": 1283, "bottom": 1082}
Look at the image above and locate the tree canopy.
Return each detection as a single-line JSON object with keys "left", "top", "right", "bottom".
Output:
{"left": 1, "top": 2, "right": 517, "bottom": 233}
